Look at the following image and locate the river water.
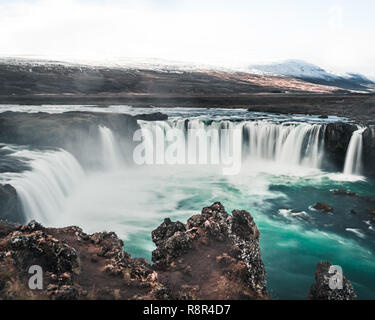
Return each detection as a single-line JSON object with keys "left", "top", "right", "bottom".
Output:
{"left": 0, "top": 105, "right": 374, "bottom": 299}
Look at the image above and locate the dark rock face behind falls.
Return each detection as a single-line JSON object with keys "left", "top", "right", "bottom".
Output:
{"left": 325, "top": 122, "right": 375, "bottom": 176}
{"left": 0, "top": 184, "right": 23, "bottom": 223}
{"left": 324, "top": 123, "right": 356, "bottom": 169}
{"left": 363, "top": 125, "right": 375, "bottom": 177}
{"left": 0, "top": 203, "right": 357, "bottom": 300}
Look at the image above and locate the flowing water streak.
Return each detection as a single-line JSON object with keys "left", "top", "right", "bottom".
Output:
{"left": 99, "top": 126, "right": 123, "bottom": 170}
{"left": 344, "top": 127, "right": 366, "bottom": 176}
{"left": 242, "top": 122, "right": 324, "bottom": 167}
{"left": 9, "top": 125, "right": 124, "bottom": 224}
{"left": 138, "top": 119, "right": 326, "bottom": 168}
{"left": 10, "top": 149, "right": 85, "bottom": 224}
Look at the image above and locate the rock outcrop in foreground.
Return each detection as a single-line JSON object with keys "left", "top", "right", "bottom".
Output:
{"left": 308, "top": 262, "right": 357, "bottom": 300}
{"left": 152, "top": 202, "right": 267, "bottom": 299}
{"left": 0, "top": 202, "right": 268, "bottom": 300}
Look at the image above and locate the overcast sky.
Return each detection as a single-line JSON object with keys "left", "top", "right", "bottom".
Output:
{"left": 0, "top": 0, "right": 374, "bottom": 77}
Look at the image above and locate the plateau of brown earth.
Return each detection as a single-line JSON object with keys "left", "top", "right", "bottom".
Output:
{"left": 1, "top": 61, "right": 374, "bottom": 123}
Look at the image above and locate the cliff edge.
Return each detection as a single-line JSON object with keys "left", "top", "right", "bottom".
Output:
{"left": 0, "top": 202, "right": 267, "bottom": 300}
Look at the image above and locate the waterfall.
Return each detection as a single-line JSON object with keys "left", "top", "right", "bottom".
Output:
{"left": 242, "top": 122, "right": 324, "bottom": 167}
{"left": 6, "top": 126, "right": 123, "bottom": 223}
{"left": 138, "top": 119, "right": 325, "bottom": 169}
{"left": 99, "top": 126, "right": 122, "bottom": 170}
{"left": 343, "top": 127, "right": 366, "bottom": 175}
{"left": 9, "top": 120, "right": 327, "bottom": 224}
{"left": 10, "top": 149, "right": 85, "bottom": 224}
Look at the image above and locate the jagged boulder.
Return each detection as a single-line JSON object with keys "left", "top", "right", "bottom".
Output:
{"left": 308, "top": 261, "right": 357, "bottom": 300}
{"left": 0, "top": 221, "right": 159, "bottom": 300}
{"left": 152, "top": 202, "right": 268, "bottom": 300}
{"left": 313, "top": 202, "right": 334, "bottom": 213}
{"left": 0, "top": 203, "right": 269, "bottom": 300}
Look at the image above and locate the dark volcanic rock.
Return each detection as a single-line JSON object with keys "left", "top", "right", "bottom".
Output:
{"left": 135, "top": 112, "right": 168, "bottom": 121}
{"left": 324, "top": 122, "right": 356, "bottom": 171}
{"left": 331, "top": 188, "right": 375, "bottom": 206}
{"left": 363, "top": 125, "right": 375, "bottom": 177}
{"left": 2, "top": 203, "right": 354, "bottom": 300}
{"left": 0, "top": 220, "right": 159, "bottom": 300}
{"left": 308, "top": 261, "right": 357, "bottom": 300}
{"left": 151, "top": 218, "right": 186, "bottom": 247}
{"left": 0, "top": 203, "right": 268, "bottom": 300}
{"left": 313, "top": 202, "right": 334, "bottom": 213}
{"left": 323, "top": 122, "right": 375, "bottom": 178}
{"left": 152, "top": 202, "right": 268, "bottom": 300}
{"left": 0, "top": 184, "right": 23, "bottom": 223}
{"left": 331, "top": 189, "right": 356, "bottom": 196}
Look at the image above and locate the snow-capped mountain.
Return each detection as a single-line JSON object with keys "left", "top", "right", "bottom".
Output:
{"left": 250, "top": 59, "right": 335, "bottom": 80}
{"left": 0, "top": 56, "right": 373, "bottom": 93}
{"left": 249, "top": 59, "right": 374, "bottom": 91}
{"left": 0, "top": 56, "right": 233, "bottom": 74}
{"left": 345, "top": 72, "right": 374, "bottom": 85}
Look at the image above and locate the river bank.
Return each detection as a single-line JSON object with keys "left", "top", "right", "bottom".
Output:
{"left": 1, "top": 93, "right": 375, "bottom": 123}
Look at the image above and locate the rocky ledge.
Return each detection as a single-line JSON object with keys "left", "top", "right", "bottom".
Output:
{"left": 0, "top": 203, "right": 267, "bottom": 300}
{"left": 0, "top": 202, "right": 356, "bottom": 300}
{"left": 308, "top": 262, "right": 357, "bottom": 300}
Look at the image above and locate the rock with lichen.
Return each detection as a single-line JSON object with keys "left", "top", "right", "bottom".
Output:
{"left": 0, "top": 203, "right": 269, "bottom": 300}
{"left": 152, "top": 202, "right": 268, "bottom": 300}
{"left": 308, "top": 261, "right": 357, "bottom": 300}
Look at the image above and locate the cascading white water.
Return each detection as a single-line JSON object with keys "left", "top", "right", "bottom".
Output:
{"left": 138, "top": 119, "right": 325, "bottom": 169}
{"left": 242, "top": 122, "right": 324, "bottom": 167}
{"left": 8, "top": 120, "right": 327, "bottom": 226}
{"left": 99, "top": 126, "right": 123, "bottom": 170}
{"left": 343, "top": 127, "right": 366, "bottom": 175}
{"left": 4, "top": 125, "right": 125, "bottom": 224}
{"left": 10, "top": 149, "right": 85, "bottom": 224}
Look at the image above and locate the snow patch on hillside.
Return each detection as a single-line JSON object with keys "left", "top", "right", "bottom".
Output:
{"left": 249, "top": 59, "right": 373, "bottom": 84}
{"left": 1, "top": 56, "right": 373, "bottom": 86}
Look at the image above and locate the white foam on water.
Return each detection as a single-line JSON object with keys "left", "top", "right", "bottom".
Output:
{"left": 278, "top": 209, "right": 308, "bottom": 218}
{"left": 346, "top": 228, "right": 366, "bottom": 239}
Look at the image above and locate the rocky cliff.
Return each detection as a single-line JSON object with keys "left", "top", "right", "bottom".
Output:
{"left": 0, "top": 202, "right": 358, "bottom": 300}
{"left": 324, "top": 122, "right": 375, "bottom": 177}
{"left": 0, "top": 203, "right": 268, "bottom": 300}
{"left": 324, "top": 123, "right": 356, "bottom": 170}
{"left": 363, "top": 125, "right": 375, "bottom": 177}
{"left": 151, "top": 202, "right": 267, "bottom": 299}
